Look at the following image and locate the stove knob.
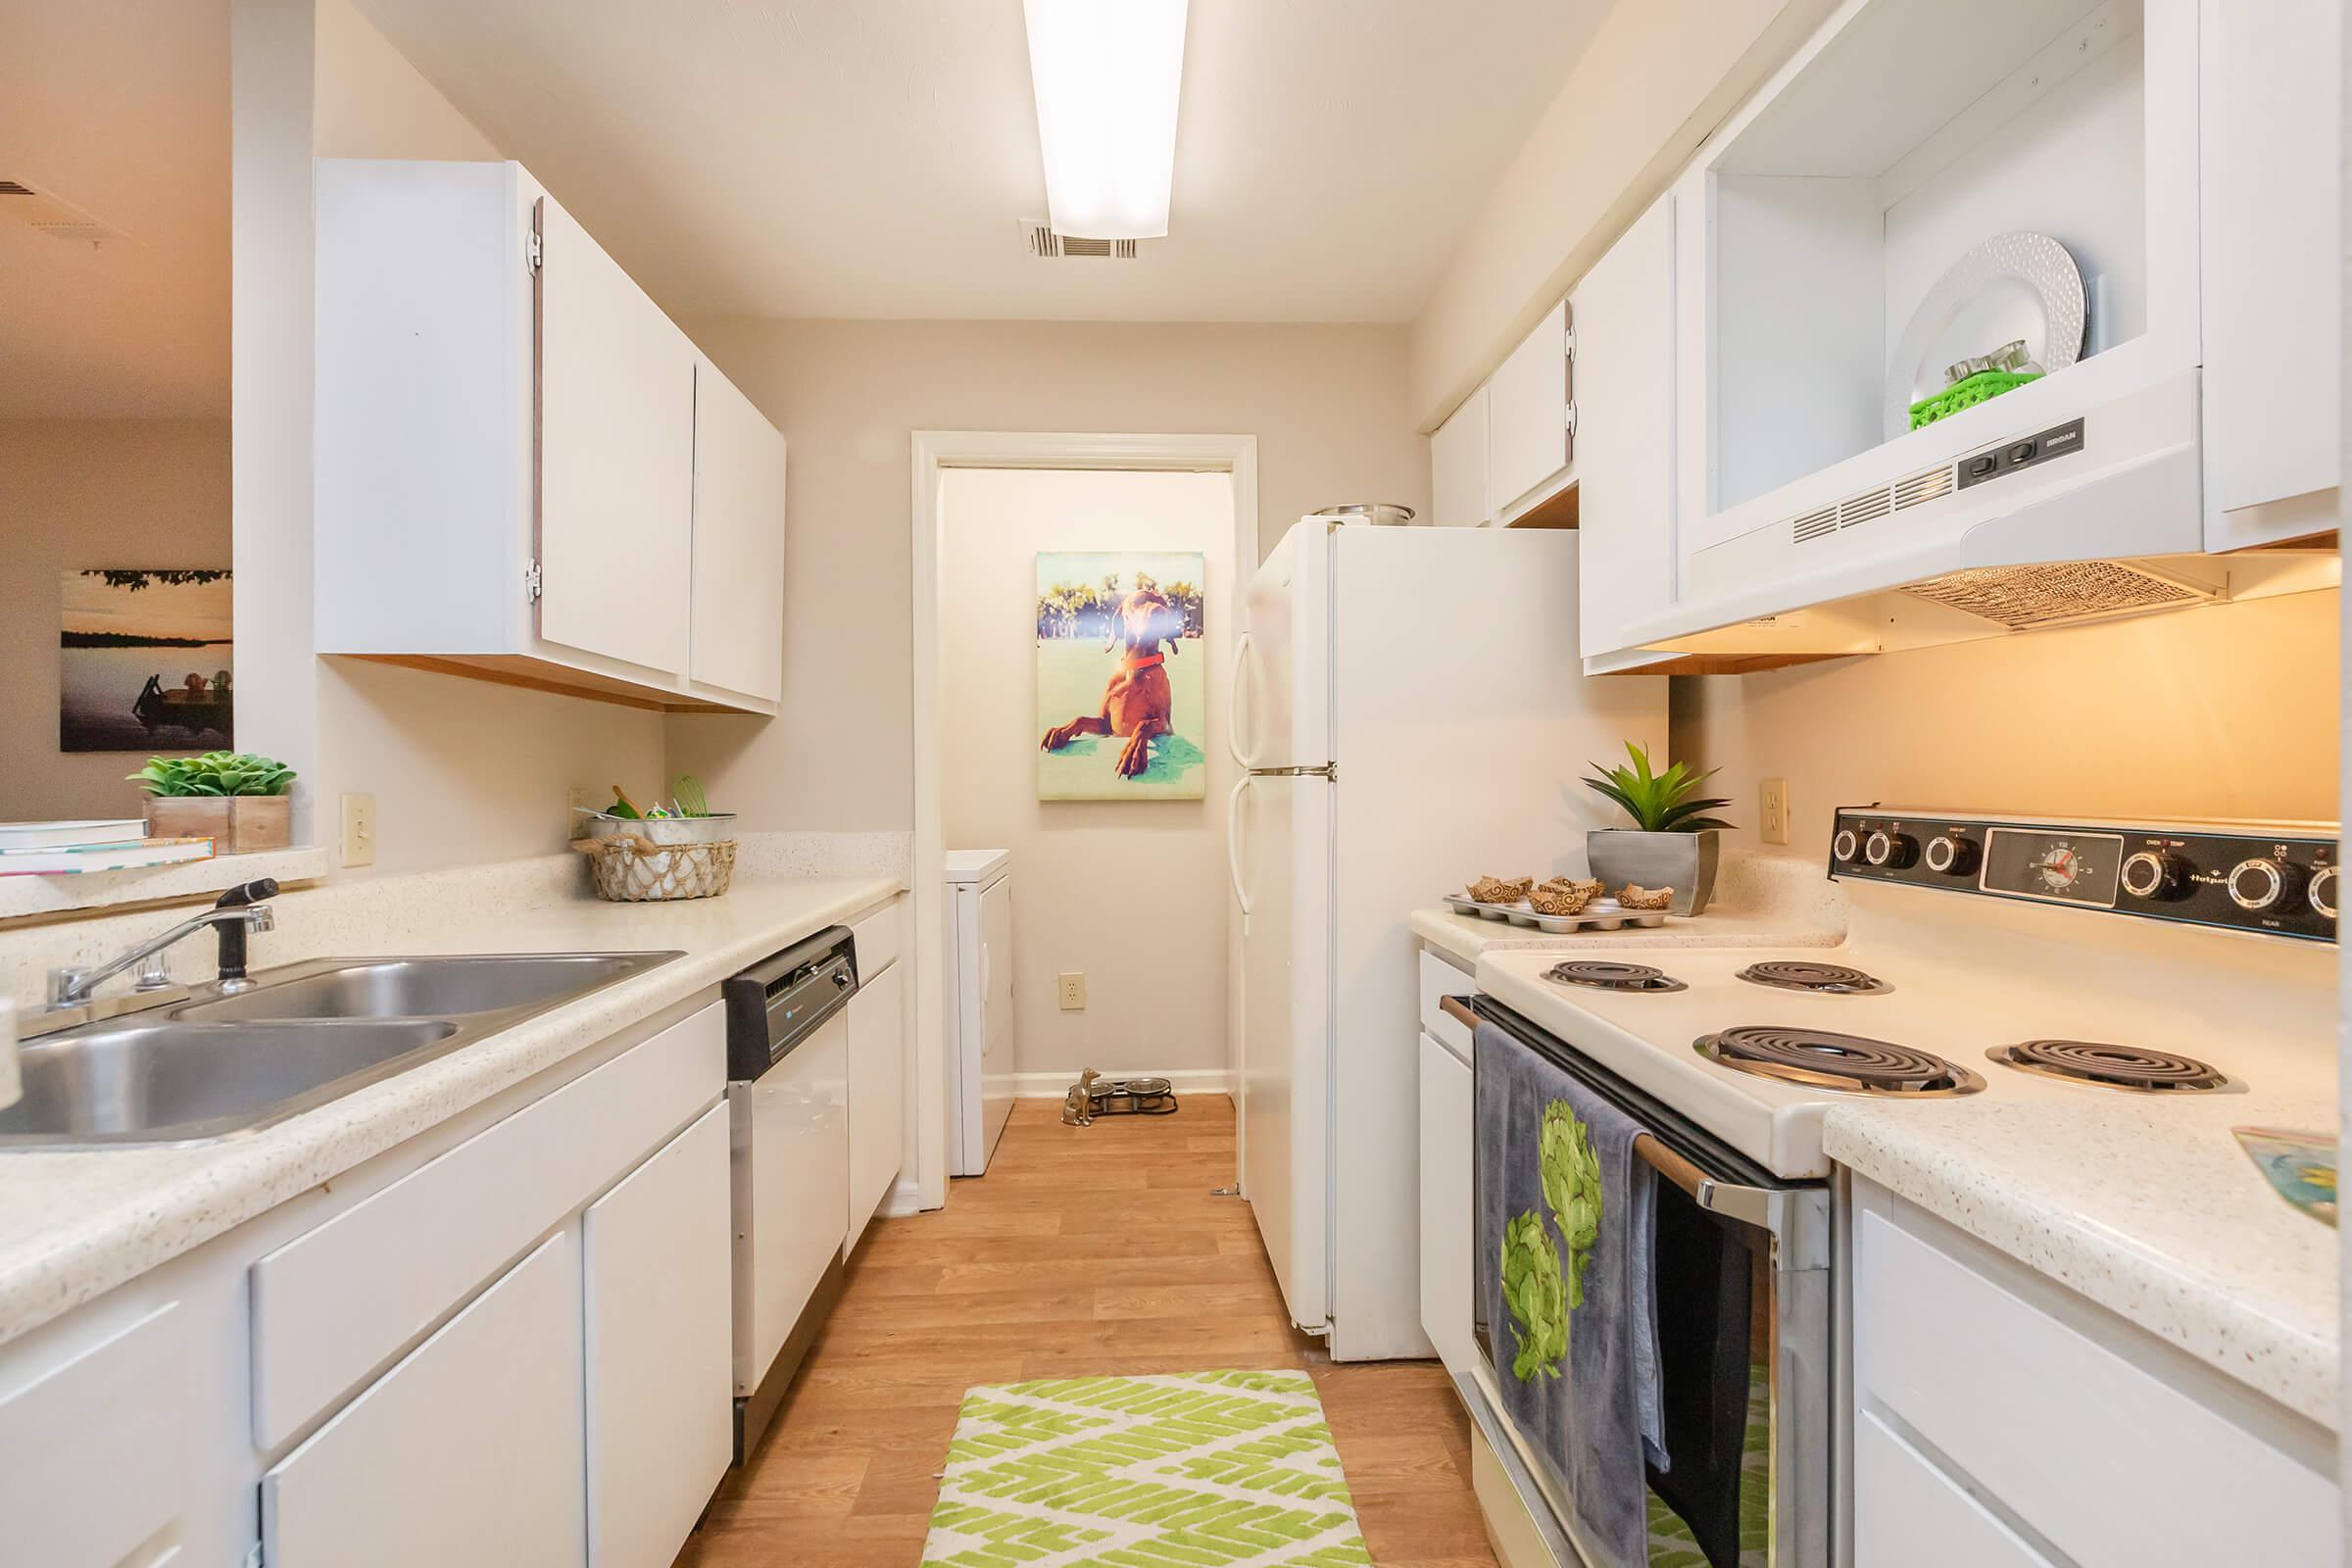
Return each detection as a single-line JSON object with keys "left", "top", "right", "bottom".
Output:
{"left": 1832, "top": 827, "right": 1862, "bottom": 864}
{"left": 2309, "top": 864, "right": 2338, "bottom": 920}
{"left": 2120, "top": 851, "right": 2186, "bottom": 902}
{"left": 1922, "top": 834, "right": 1979, "bottom": 876}
{"left": 2228, "top": 857, "right": 2300, "bottom": 912}
{"left": 1864, "top": 830, "right": 1918, "bottom": 869}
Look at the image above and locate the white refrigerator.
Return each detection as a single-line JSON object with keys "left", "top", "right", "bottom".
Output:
{"left": 1227, "top": 519, "right": 1666, "bottom": 1360}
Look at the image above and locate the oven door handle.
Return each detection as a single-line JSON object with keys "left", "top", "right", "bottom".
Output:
{"left": 1444, "top": 994, "right": 1816, "bottom": 1247}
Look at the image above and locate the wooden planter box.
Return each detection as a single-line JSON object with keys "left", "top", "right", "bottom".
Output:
{"left": 144, "top": 796, "right": 292, "bottom": 854}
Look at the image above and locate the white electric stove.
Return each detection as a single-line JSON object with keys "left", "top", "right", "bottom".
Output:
{"left": 1478, "top": 809, "right": 2338, "bottom": 1180}
{"left": 1458, "top": 809, "right": 2337, "bottom": 1568}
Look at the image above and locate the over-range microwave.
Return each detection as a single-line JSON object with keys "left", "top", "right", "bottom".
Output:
{"left": 1588, "top": 0, "right": 2340, "bottom": 670}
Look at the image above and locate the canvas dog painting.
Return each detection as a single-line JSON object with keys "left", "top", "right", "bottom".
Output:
{"left": 1035, "top": 552, "right": 1206, "bottom": 800}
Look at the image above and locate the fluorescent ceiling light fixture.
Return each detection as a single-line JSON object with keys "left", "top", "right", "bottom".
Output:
{"left": 1022, "top": 0, "right": 1188, "bottom": 240}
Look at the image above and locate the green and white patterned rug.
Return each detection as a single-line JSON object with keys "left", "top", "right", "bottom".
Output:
{"left": 920, "top": 1369, "right": 1372, "bottom": 1567}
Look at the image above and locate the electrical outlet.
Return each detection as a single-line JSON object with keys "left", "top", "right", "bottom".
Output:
{"left": 340, "top": 792, "right": 377, "bottom": 867}
{"left": 1057, "top": 973, "right": 1087, "bottom": 1010}
{"left": 1759, "top": 778, "right": 1790, "bottom": 846}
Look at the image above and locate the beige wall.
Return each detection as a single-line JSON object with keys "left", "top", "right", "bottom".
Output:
{"left": 939, "top": 468, "right": 1236, "bottom": 1079}
{"left": 0, "top": 421, "right": 232, "bottom": 821}
{"left": 1406, "top": 0, "right": 1835, "bottom": 428}
{"left": 666, "top": 318, "right": 1425, "bottom": 835}
{"left": 233, "top": 0, "right": 663, "bottom": 874}
{"left": 1674, "top": 590, "right": 2342, "bottom": 862}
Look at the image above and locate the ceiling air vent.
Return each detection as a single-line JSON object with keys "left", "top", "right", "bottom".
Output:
{"left": 0, "top": 178, "right": 126, "bottom": 245}
{"left": 1023, "top": 220, "right": 1140, "bottom": 261}
{"left": 1900, "top": 560, "right": 2219, "bottom": 631}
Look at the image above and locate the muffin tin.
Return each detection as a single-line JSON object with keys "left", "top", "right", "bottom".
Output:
{"left": 1442, "top": 893, "right": 1670, "bottom": 934}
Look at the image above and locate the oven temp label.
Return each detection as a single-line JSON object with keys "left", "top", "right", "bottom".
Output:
{"left": 1981, "top": 827, "right": 2125, "bottom": 906}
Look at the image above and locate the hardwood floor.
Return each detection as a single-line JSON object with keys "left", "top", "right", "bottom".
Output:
{"left": 677, "top": 1096, "right": 1498, "bottom": 1567}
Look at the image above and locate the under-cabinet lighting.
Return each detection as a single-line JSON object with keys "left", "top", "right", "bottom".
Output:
{"left": 1021, "top": 0, "right": 1188, "bottom": 240}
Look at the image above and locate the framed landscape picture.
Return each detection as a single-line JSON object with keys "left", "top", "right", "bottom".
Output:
{"left": 60, "top": 568, "right": 233, "bottom": 753}
{"left": 1036, "top": 551, "right": 1206, "bottom": 801}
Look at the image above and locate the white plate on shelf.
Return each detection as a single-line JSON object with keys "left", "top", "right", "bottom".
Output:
{"left": 1885, "top": 232, "right": 2085, "bottom": 440}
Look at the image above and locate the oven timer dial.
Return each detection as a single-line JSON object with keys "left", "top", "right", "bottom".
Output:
{"left": 2120, "top": 851, "right": 2185, "bottom": 902}
{"left": 1832, "top": 827, "right": 1862, "bottom": 864}
{"left": 1864, "top": 830, "right": 1918, "bottom": 869}
{"left": 2310, "top": 864, "right": 2337, "bottom": 920}
{"left": 1923, "top": 834, "right": 1978, "bottom": 876}
{"left": 2228, "top": 857, "right": 2302, "bottom": 913}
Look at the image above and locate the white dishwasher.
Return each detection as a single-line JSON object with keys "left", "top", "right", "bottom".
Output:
{"left": 723, "top": 926, "right": 855, "bottom": 1462}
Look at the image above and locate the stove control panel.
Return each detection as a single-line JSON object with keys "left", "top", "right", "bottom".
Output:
{"left": 1830, "top": 810, "right": 2338, "bottom": 942}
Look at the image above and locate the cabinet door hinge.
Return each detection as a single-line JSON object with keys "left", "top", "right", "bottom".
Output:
{"left": 525, "top": 225, "right": 543, "bottom": 273}
{"left": 1562, "top": 324, "right": 1577, "bottom": 362}
{"left": 524, "top": 560, "right": 543, "bottom": 602}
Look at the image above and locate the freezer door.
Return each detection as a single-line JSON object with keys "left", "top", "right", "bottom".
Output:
{"left": 1237, "top": 768, "right": 1332, "bottom": 1337}
{"left": 1241, "top": 518, "right": 1333, "bottom": 770}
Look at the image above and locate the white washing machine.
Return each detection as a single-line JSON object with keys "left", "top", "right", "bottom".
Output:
{"left": 944, "top": 848, "right": 1015, "bottom": 1176}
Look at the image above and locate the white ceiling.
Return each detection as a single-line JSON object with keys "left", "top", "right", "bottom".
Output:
{"left": 353, "top": 0, "right": 1611, "bottom": 323}
{"left": 0, "top": 0, "right": 231, "bottom": 418}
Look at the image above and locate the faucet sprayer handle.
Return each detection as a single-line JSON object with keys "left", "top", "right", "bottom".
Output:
{"left": 215, "top": 879, "right": 279, "bottom": 908}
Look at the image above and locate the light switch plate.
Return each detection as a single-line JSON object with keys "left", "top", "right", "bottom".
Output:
{"left": 1759, "top": 778, "right": 1790, "bottom": 845}
{"left": 340, "top": 792, "right": 377, "bottom": 867}
{"left": 1057, "top": 973, "right": 1087, "bottom": 1010}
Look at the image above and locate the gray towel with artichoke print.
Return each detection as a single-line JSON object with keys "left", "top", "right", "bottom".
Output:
{"left": 1476, "top": 1020, "right": 1664, "bottom": 1568}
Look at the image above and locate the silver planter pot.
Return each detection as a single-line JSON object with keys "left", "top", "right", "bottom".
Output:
{"left": 1586, "top": 828, "right": 1721, "bottom": 916}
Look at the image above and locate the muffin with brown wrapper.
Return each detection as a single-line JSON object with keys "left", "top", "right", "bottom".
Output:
{"left": 1529, "top": 882, "right": 1595, "bottom": 916}
{"left": 1617, "top": 883, "right": 1675, "bottom": 910}
{"left": 1468, "top": 875, "right": 1535, "bottom": 905}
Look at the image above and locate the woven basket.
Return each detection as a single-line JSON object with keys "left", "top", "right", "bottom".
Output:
{"left": 575, "top": 834, "right": 737, "bottom": 903}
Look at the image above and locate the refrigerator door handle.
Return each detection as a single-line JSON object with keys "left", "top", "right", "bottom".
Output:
{"left": 1227, "top": 631, "right": 1255, "bottom": 768}
{"left": 1226, "top": 775, "right": 1253, "bottom": 917}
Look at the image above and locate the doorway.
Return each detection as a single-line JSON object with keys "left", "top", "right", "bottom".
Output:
{"left": 906, "top": 433, "right": 1259, "bottom": 1212}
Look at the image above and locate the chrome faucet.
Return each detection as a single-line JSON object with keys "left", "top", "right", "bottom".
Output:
{"left": 47, "top": 879, "right": 280, "bottom": 1011}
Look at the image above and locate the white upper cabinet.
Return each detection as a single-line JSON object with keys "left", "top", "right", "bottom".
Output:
{"left": 536, "top": 193, "right": 698, "bottom": 678}
{"left": 1428, "top": 383, "right": 1492, "bottom": 528}
{"left": 1487, "top": 298, "right": 1574, "bottom": 519}
{"left": 689, "top": 363, "right": 790, "bottom": 704}
{"left": 1573, "top": 194, "right": 1678, "bottom": 664}
{"left": 316, "top": 160, "right": 784, "bottom": 714}
{"left": 2199, "top": 0, "right": 2341, "bottom": 549}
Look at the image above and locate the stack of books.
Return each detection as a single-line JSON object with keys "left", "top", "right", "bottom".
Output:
{"left": 0, "top": 819, "right": 217, "bottom": 876}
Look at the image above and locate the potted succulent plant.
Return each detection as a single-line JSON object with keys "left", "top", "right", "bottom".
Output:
{"left": 128, "top": 751, "right": 297, "bottom": 854}
{"left": 1581, "top": 742, "right": 1733, "bottom": 916}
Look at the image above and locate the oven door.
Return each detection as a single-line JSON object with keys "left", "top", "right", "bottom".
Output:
{"left": 1448, "top": 996, "right": 1832, "bottom": 1568}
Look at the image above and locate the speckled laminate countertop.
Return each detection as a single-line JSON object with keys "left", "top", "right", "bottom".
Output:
{"left": 1825, "top": 1095, "right": 2340, "bottom": 1430}
{"left": 0, "top": 869, "right": 901, "bottom": 1348}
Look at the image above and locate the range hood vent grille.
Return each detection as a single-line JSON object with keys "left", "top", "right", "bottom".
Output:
{"left": 1790, "top": 458, "right": 1960, "bottom": 544}
{"left": 1900, "top": 560, "right": 2219, "bottom": 630}
{"left": 1024, "top": 220, "right": 1140, "bottom": 261}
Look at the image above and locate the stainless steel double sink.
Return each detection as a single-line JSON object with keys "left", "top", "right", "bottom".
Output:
{"left": 0, "top": 953, "right": 680, "bottom": 1150}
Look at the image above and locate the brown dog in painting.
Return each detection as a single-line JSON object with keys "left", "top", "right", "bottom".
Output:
{"left": 1041, "top": 586, "right": 1184, "bottom": 778}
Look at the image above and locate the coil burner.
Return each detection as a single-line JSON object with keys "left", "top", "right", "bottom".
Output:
{"left": 1735, "top": 960, "right": 1891, "bottom": 996}
{"left": 1544, "top": 960, "right": 1688, "bottom": 994}
{"left": 1986, "top": 1040, "right": 2231, "bottom": 1094}
{"left": 1694, "top": 1026, "right": 1984, "bottom": 1096}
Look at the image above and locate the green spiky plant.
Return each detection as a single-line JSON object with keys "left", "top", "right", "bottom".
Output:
{"left": 1582, "top": 742, "right": 1733, "bottom": 833}
{"left": 127, "top": 751, "right": 296, "bottom": 798}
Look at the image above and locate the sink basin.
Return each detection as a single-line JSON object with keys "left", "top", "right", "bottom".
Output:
{"left": 0, "top": 950, "right": 680, "bottom": 1148}
{"left": 175, "top": 954, "right": 668, "bottom": 1023}
{"left": 0, "top": 1019, "right": 459, "bottom": 1145}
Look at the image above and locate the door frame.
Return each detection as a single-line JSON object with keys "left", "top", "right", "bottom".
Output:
{"left": 904, "top": 432, "right": 1260, "bottom": 1213}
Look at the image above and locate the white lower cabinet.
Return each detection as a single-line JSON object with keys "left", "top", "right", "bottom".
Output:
{"left": 846, "top": 960, "right": 906, "bottom": 1252}
{"left": 1849, "top": 1179, "right": 2339, "bottom": 1567}
{"left": 1415, "top": 1028, "right": 1475, "bottom": 1378}
{"left": 584, "top": 1102, "right": 734, "bottom": 1568}
{"left": 0, "top": 1301, "right": 188, "bottom": 1568}
{"left": 263, "top": 1229, "right": 586, "bottom": 1568}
